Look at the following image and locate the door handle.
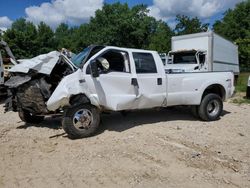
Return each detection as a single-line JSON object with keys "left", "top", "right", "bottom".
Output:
{"left": 131, "top": 78, "right": 138, "bottom": 87}
{"left": 157, "top": 78, "right": 162, "bottom": 85}
{"left": 131, "top": 78, "right": 140, "bottom": 98}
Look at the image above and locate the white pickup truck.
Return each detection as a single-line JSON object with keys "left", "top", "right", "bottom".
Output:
{"left": 44, "top": 46, "right": 235, "bottom": 139}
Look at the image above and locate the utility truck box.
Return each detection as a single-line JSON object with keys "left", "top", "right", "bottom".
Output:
{"left": 167, "top": 31, "right": 239, "bottom": 78}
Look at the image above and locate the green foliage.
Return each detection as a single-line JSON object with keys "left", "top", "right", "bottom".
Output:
{"left": 148, "top": 21, "right": 173, "bottom": 53}
{"left": 213, "top": 0, "right": 250, "bottom": 71}
{"left": 175, "top": 15, "right": 209, "bottom": 35}
{"left": 36, "top": 22, "right": 55, "bottom": 54}
{"left": 232, "top": 98, "right": 250, "bottom": 104}
{"left": 55, "top": 23, "right": 76, "bottom": 51}
{"left": 3, "top": 18, "right": 38, "bottom": 58}
{"left": 88, "top": 3, "right": 159, "bottom": 48}
{"left": 236, "top": 72, "right": 250, "bottom": 92}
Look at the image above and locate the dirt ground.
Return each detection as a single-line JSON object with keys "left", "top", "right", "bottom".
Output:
{"left": 0, "top": 101, "right": 249, "bottom": 188}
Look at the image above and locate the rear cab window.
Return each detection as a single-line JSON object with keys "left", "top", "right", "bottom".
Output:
{"left": 132, "top": 52, "right": 157, "bottom": 73}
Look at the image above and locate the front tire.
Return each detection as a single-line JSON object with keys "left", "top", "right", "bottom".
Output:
{"left": 62, "top": 104, "right": 100, "bottom": 139}
{"left": 18, "top": 110, "right": 44, "bottom": 123}
{"left": 191, "top": 106, "right": 199, "bottom": 119}
{"left": 198, "top": 93, "right": 223, "bottom": 121}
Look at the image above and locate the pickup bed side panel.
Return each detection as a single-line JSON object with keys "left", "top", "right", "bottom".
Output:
{"left": 166, "top": 72, "right": 234, "bottom": 106}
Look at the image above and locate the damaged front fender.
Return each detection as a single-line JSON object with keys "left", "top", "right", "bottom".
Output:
{"left": 46, "top": 69, "right": 99, "bottom": 111}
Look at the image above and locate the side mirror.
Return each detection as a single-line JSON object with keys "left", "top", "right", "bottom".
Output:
{"left": 90, "top": 59, "right": 99, "bottom": 78}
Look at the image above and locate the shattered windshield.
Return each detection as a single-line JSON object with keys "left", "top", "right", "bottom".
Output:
{"left": 71, "top": 47, "right": 90, "bottom": 67}
{"left": 71, "top": 46, "right": 105, "bottom": 68}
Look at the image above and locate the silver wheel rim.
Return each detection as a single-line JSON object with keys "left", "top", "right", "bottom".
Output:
{"left": 73, "top": 109, "right": 93, "bottom": 130}
{"left": 207, "top": 100, "right": 220, "bottom": 116}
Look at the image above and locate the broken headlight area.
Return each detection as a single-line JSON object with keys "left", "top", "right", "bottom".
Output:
{"left": 4, "top": 53, "right": 76, "bottom": 115}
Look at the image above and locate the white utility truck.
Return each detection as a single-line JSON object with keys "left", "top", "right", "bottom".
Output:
{"left": 166, "top": 31, "right": 239, "bottom": 79}
{"left": 42, "top": 46, "right": 235, "bottom": 138}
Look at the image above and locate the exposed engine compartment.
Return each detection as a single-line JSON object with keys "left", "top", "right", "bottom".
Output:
{"left": 4, "top": 45, "right": 105, "bottom": 116}
{"left": 5, "top": 52, "right": 75, "bottom": 115}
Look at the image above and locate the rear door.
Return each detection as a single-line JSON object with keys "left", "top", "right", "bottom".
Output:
{"left": 131, "top": 52, "right": 166, "bottom": 109}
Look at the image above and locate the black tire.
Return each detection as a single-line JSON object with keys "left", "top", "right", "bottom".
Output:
{"left": 18, "top": 110, "right": 44, "bottom": 124}
{"left": 62, "top": 104, "right": 100, "bottom": 139}
{"left": 198, "top": 93, "right": 223, "bottom": 121}
{"left": 191, "top": 106, "right": 199, "bottom": 119}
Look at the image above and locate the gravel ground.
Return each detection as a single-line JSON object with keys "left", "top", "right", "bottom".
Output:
{"left": 0, "top": 101, "right": 249, "bottom": 188}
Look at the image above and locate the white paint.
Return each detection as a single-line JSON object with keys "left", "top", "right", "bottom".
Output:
{"left": 47, "top": 46, "right": 235, "bottom": 112}
{"left": 168, "top": 31, "right": 239, "bottom": 74}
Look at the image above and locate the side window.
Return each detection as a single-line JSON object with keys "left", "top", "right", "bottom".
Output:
{"left": 132, "top": 53, "right": 157, "bottom": 73}
{"left": 86, "top": 50, "right": 130, "bottom": 74}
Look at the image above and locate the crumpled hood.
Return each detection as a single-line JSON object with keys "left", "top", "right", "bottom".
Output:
{"left": 9, "top": 51, "right": 60, "bottom": 75}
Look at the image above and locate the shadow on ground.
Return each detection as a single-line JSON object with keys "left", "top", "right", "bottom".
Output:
{"left": 98, "top": 107, "right": 231, "bottom": 134}
{"left": 17, "top": 116, "right": 62, "bottom": 130}
{"left": 16, "top": 106, "right": 231, "bottom": 137}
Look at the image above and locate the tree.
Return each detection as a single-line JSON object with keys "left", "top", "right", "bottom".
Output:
{"left": 87, "top": 3, "right": 158, "bottom": 48}
{"left": 3, "top": 18, "right": 38, "bottom": 58}
{"left": 72, "top": 24, "right": 93, "bottom": 52}
{"left": 213, "top": 0, "right": 250, "bottom": 71}
{"left": 55, "top": 23, "right": 75, "bottom": 50}
{"left": 36, "top": 22, "right": 55, "bottom": 54}
{"left": 175, "top": 15, "right": 209, "bottom": 35}
{"left": 148, "top": 21, "right": 173, "bottom": 52}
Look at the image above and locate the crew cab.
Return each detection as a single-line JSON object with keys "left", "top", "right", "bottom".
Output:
{"left": 43, "top": 46, "right": 235, "bottom": 138}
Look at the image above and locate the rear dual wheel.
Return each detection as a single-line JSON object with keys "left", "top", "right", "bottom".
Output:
{"left": 192, "top": 93, "right": 223, "bottom": 121}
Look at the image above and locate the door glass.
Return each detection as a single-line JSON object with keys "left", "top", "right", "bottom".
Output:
{"left": 86, "top": 50, "right": 130, "bottom": 74}
{"left": 132, "top": 53, "right": 157, "bottom": 73}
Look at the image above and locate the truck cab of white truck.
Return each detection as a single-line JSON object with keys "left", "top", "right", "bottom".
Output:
{"left": 166, "top": 31, "right": 240, "bottom": 79}
{"left": 166, "top": 49, "right": 207, "bottom": 73}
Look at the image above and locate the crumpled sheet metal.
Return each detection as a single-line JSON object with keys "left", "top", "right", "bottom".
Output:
{"left": 4, "top": 75, "right": 31, "bottom": 88}
{"left": 46, "top": 69, "right": 98, "bottom": 111}
{"left": 9, "top": 51, "right": 60, "bottom": 75}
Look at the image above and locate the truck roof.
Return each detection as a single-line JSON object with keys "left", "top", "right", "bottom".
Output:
{"left": 103, "top": 46, "right": 157, "bottom": 54}
{"left": 172, "top": 31, "right": 238, "bottom": 47}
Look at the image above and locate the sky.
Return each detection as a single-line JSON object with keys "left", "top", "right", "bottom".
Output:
{"left": 0, "top": 0, "right": 245, "bottom": 30}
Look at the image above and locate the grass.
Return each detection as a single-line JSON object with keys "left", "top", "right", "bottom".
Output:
{"left": 231, "top": 72, "right": 250, "bottom": 104}
{"left": 236, "top": 72, "right": 250, "bottom": 92}
{"left": 232, "top": 98, "right": 250, "bottom": 105}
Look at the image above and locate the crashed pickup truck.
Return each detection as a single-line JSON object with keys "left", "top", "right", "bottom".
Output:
{"left": 5, "top": 46, "right": 235, "bottom": 139}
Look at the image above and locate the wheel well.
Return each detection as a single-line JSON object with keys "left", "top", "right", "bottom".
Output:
{"left": 202, "top": 84, "right": 226, "bottom": 100}
{"left": 69, "top": 94, "right": 90, "bottom": 106}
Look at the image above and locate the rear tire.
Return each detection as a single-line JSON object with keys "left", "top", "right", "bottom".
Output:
{"left": 62, "top": 104, "right": 100, "bottom": 139}
{"left": 198, "top": 93, "right": 223, "bottom": 121}
{"left": 18, "top": 110, "right": 44, "bottom": 124}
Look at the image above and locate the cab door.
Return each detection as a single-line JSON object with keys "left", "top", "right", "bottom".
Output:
{"left": 84, "top": 49, "right": 138, "bottom": 111}
{"left": 131, "top": 52, "right": 167, "bottom": 109}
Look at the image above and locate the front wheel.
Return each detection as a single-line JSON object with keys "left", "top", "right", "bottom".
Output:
{"left": 198, "top": 93, "right": 223, "bottom": 121}
{"left": 62, "top": 104, "right": 100, "bottom": 139}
